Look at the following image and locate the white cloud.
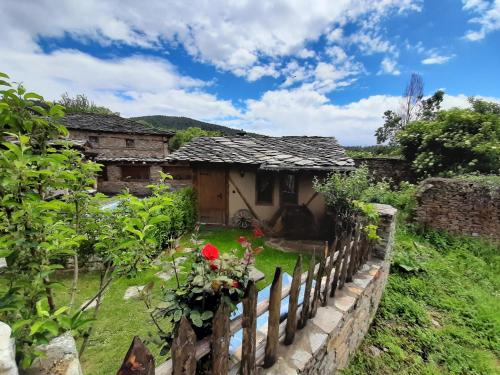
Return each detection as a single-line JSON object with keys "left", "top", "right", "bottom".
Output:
{"left": 462, "top": 0, "right": 500, "bottom": 41}
{"left": 0, "top": 0, "right": 422, "bottom": 81}
{"left": 379, "top": 57, "right": 401, "bottom": 75}
{"left": 421, "top": 54, "right": 455, "bottom": 65}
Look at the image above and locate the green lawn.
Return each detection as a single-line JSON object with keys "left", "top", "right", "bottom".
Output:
{"left": 342, "top": 225, "right": 500, "bottom": 375}
{"left": 53, "top": 226, "right": 307, "bottom": 375}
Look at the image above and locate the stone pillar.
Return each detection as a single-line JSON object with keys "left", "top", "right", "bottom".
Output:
{"left": 23, "top": 333, "right": 82, "bottom": 375}
{"left": 0, "top": 322, "right": 18, "bottom": 375}
{"left": 372, "top": 204, "right": 397, "bottom": 260}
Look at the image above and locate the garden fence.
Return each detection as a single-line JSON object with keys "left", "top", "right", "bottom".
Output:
{"left": 116, "top": 220, "right": 373, "bottom": 375}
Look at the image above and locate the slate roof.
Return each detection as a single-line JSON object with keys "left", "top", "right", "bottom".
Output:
{"left": 60, "top": 113, "right": 174, "bottom": 136}
{"left": 167, "top": 136, "right": 355, "bottom": 171}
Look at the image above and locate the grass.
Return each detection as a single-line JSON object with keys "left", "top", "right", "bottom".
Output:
{"left": 342, "top": 225, "right": 500, "bottom": 375}
{"left": 50, "top": 226, "right": 306, "bottom": 375}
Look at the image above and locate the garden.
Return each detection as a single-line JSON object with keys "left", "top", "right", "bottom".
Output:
{"left": 1, "top": 71, "right": 499, "bottom": 375}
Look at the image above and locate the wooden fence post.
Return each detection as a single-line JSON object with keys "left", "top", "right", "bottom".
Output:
{"left": 264, "top": 267, "right": 282, "bottom": 368}
{"left": 310, "top": 257, "right": 324, "bottom": 318}
{"left": 347, "top": 222, "right": 361, "bottom": 282}
{"left": 212, "top": 302, "right": 230, "bottom": 375}
{"left": 330, "top": 235, "right": 345, "bottom": 298}
{"left": 241, "top": 280, "right": 257, "bottom": 375}
{"left": 299, "top": 254, "right": 315, "bottom": 329}
{"left": 172, "top": 316, "right": 197, "bottom": 375}
{"left": 285, "top": 256, "right": 302, "bottom": 345}
{"left": 339, "top": 230, "right": 353, "bottom": 289}
{"left": 116, "top": 336, "right": 155, "bottom": 375}
{"left": 322, "top": 238, "right": 337, "bottom": 306}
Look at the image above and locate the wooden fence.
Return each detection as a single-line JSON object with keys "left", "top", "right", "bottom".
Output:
{"left": 117, "top": 222, "right": 373, "bottom": 375}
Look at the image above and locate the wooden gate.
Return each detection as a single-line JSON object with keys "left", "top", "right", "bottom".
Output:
{"left": 196, "top": 168, "right": 227, "bottom": 225}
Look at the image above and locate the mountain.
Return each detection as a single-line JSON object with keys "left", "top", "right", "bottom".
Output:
{"left": 130, "top": 115, "right": 247, "bottom": 135}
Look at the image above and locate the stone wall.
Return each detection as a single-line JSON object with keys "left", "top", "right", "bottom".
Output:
{"left": 264, "top": 204, "right": 397, "bottom": 375}
{"left": 353, "top": 157, "right": 415, "bottom": 184}
{"left": 416, "top": 178, "right": 500, "bottom": 239}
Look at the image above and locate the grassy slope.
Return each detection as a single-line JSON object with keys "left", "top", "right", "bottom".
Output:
{"left": 342, "top": 225, "right": 500, "bottom": 375}
{"left": 52, "top": 227, "right": 306, "bottom": 375}
{"left": 130, "top": 115, "right": 245, "bottom": 135}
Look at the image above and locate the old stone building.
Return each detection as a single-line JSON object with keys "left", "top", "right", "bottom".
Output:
{"left": 61, "top": 113, "right": 174, "bottom": 195}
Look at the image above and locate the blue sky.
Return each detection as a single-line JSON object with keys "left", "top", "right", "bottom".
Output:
{"left": 1, "top": 0, "right": 499, "bottom": 144}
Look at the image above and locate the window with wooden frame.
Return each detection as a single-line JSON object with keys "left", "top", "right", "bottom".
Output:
{"left": 120, "top": 165, "right": 150, "bottom": 181}
{"left": 280, "top": 173, "right": 298, "bottom": 205}
{"left": 89, "top": 136, "right": 99, "bottom": 144}
{"left": 256, "top": 171, "right": 274, "bottom": 205}
{"left": 125, "top": 138, "right": 135, "bottom": 148}
{"left": 162, "top": 166, "right": 192, "bottom": 180}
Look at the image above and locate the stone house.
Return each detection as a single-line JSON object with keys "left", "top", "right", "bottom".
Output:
{"left": 167, "top": 136, "right": 355, "bottom": 238}
{"left": 61, "top": 113, "right": 175, "bottom": 195}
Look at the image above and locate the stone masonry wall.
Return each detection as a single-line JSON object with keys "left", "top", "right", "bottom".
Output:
{"left": 264, "top": 204, "right": 397, "bottom": 375}
{"left": 353, "top": 157, "right": 415, "bottom": 184}
{"left": 416, "top": 178, "right": 500, "bottom": 240}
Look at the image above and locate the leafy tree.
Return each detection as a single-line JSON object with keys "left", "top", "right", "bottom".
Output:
{"left": 169, "top": 127, "right": 220, "bottom": 151}
{"left": 375, "top": 73, "right": 444, "bottom": 145}
{"left": 58, "top": 92, "right": 119, "bottom": 115}
{"left": 398, "top": 98, "right": 500, "bottom": 177}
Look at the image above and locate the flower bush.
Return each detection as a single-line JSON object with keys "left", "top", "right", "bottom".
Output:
{"left": 146, "top": 227, "right": 264, "bottom": 356}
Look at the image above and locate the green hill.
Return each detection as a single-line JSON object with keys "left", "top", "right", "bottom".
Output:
{"left": 130, "top": 115, "right": 247, "bottom": 135}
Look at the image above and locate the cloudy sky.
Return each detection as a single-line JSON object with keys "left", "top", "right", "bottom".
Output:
{"left": 1, "top": 0, "right": 499, "bottom": 145}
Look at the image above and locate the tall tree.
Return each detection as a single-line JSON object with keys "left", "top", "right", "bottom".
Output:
{"left": 375, "top": 73, "right": 444, "bottom": 145}
{"left": 59, "top": 93, "right": 119, "bottom": 115}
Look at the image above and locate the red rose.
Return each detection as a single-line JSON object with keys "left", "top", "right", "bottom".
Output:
{"left": 237, "top": 236, "right": 247, "bottom": 244}
{"left": 232, "top": 280, "right": 240, "bottom": 288}
{"left": 253, "top": 227, "right": 264, "bottom": 238}
{"left": 201, "top": 243, "right": 219, "bottom": 261}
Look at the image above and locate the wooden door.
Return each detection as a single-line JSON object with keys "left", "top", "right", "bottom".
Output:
{"left": 196, "top": 168, "right": 227, "bottom": 224}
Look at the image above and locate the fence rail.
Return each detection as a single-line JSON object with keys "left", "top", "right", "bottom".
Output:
{"left": 118, "top": 221, "right": 373, "bottom": 375}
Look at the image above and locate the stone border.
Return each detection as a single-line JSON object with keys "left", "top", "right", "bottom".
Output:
{"left": 263, "top": 203, "right": 396, "bottom": 374}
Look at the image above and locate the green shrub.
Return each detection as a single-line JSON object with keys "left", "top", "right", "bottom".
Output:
{"left": 361, "top": 181, "right": 417, "bottom": 220}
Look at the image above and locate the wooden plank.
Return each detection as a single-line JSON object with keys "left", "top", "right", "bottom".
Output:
{"left": 172, "top": 316, "right": 197, "bottom": 375}
{"left": 212, "top": 302, "right": 230, "bottom": 375}
{"left": 284, "top": 256, "right": 302, "bottom": 345}
{"left": 347, "top": 222, "right": 361, "bottom": 282}
{"left": 322, "top": 238, "right": 337, "bottom": 306}
{"left": 240, "top": 280, "right": 257, "bottom": 375}
{"left": 310, "top": 256, "right": 325, "bottom": 318}
{"left": 116, "top": 336, "right": 155, "bottom": 375}
{"left": 339, "top": 229, "right": 353, "bottom": 289}
{"left": 264, "top": 267, "right": 283, "bottom": 368}
{"left": 330, "top": 234, "right": 345, "bottom": 298}
{"left": 298, "top": 255, "right": 315, "bottom": 329}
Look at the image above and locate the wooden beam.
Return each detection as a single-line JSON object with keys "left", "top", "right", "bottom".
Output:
{"left": 228, "top": 175, "right": 261, "bottom": 222}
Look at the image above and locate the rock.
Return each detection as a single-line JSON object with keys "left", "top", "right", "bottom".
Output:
{"left": 0, "top": 259, "right": 6, "bottom": 269}
{"left": 25, "top": 332, "right": 82, "bottom": 375}
{"left": 0, "top": 322, "right": 18, "bottom": 375}
{"left": 431, "top": 318, "right": 441, "bottom": 328}
{"left": 368, "top": 345, "right": 383, "bottom": 357}
{"left": 155, "top": 270, "right": 175, "bottom": 281}
{"left": 123, "top": 285, "right": 145, "bottom": 300}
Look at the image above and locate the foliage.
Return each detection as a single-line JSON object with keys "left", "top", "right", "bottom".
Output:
{"left": 375, "top": 72, "right": 444, "bottom": 145}
{"left": 361, "top": 181, "right": 417, "bottom": 221}
{"left": 314, "top": 165, "right": 379, "bottom": 238}
{"left": 168, "top": 127, "right": 220, "bottom": 151}
{"left": 343, "top": 225, "right": 500, "bottom": 375}
{"left": 398, "top": 98, "right": 500, "bottom": 177}
{"left": 145, "top": 227, "right": 264, "bottom": 356}
{"left": 131, "top": 115, "right": 250, "bottom": 136}
{"left": 344, "top": 145, "right": 401, "bottom": 158}
{"left": 58, "top": 93, "right": 118, "bottom": 115}
{"left": 0, "top": 72, "right": 100, "bottom": 366}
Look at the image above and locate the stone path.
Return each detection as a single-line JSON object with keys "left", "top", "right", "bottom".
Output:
{"left": 249, "top": 266, "right": 265, "bottom": 282}
{"left": 265, "top": 238, "right": 324, "bottom": 254}
{"left": 123, "top": 285, "right": 145, "bottom": 300}
{"left": 80, "top": 299, "right": 98, "bottom": 311}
